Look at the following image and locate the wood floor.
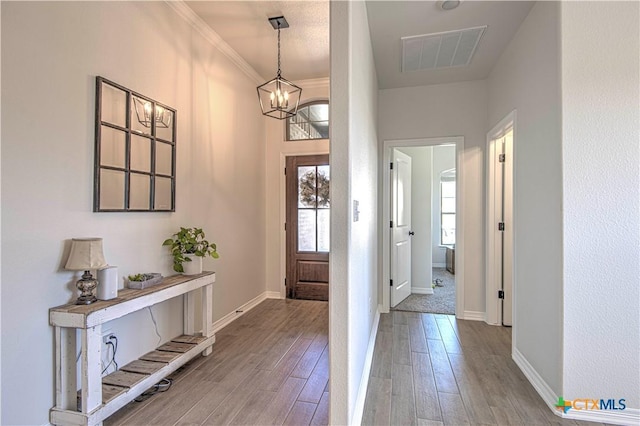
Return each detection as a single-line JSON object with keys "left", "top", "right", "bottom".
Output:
{"left": 106, "top": 300, "right": 605, "bottom": 426}
{"left": 106, "top": 299, "right": 329, "bottom": 426}
{"left": 362, "top": 311, "right": 605, "bottom": 426}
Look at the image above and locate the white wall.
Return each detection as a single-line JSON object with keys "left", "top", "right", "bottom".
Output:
{"left": 378, "top": 80, "right": 487, "bottom": 314}
{"left": 264, "top": 79, "right": 329, "bottom": 296}
{"left": 431, "top": 145, "right": 456, "bottom": 266}
{"left": 487, "top": 1, "right": 562, "bottom": 395}
{"left": 561, "top": 0, "right": 639, "bottom": 412}
{"left": 397, "top": 147, "right": 432, "bottom": 292}
{"left": 330, "top": 1, "right": 379, "bottom": 424}
{"left": 1, "top": 2, "right": 266, "bottom": 424}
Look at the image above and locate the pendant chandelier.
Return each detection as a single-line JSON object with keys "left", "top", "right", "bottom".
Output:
{"left": 257, "top": 16, "right": 302, "bottom": 120}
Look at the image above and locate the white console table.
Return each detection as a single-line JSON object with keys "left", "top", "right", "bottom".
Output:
{"left": 49, "top": 272, "right": 215, "bottom": 426}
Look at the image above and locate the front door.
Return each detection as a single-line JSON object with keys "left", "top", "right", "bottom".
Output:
{"left": 391, "top": 149, "right": 413, "bottom": 307}
{"left": 286, "top": 155, "right": 330, "bottom": 301}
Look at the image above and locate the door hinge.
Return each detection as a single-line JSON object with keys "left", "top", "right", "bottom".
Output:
{"left": 498, "top": 222, "right": 505, "bottom": 231}
{"left": 498, "top": 290, "right": 505, "bottom": 299}
{"left": 390, "top": 221, "right": 393, "bottom": 228}
{"left": 284, "top": 167, "right": 287, "bottom": 175}
{"left": 284, "top": 222, "right": 287, "bottom": 231}
{"left": 390, "top": 279, "right": 393, "bottom": 287}
{"left": 499, "top": 154, "right": 506, "bottom": 163}
{"left": 390, "top": 162, "right": 394, "bottom": 170}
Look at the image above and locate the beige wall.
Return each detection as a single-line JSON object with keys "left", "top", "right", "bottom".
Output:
{"left": 1, "top": 2, "right": 266, "bottom": 424}
{"left": 264, "top": 80, "right": 329, "bottom": 296}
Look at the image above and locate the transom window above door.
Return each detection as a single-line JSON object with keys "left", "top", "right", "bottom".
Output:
{"left": 286, "top": 100, "right": 329, "bottom": 141}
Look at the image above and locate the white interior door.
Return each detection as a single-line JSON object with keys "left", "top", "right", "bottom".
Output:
{"left": 391, "top": 149, "right": 412, "bottom": 307}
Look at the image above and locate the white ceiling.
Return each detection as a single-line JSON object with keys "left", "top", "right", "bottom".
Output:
{"left": 184, "top": 1, "right": 534, "bottom": 89}
{"left": 367, "top": 1, "right": 535, "bottom": 89}
{"left": 185, "top": 1, "right": 329, "bottom": 82}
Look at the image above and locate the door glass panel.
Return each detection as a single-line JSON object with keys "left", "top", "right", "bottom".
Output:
{"left": 298, "top": 210, "right": 316, "bottom": 251}
{"left": 317, "top": 165, "right": 330, "bottom": 208}
{"left": 318, "top": 209, "right": 330, "bottom": 252}
{"left": 298, "top": 166, "right": 317, "bottom": 208}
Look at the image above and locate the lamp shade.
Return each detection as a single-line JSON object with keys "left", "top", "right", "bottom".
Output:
{"left": 65, "top": 238, "right": 108, "bottom": 271}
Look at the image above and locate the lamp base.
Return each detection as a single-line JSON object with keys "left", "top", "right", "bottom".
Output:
{"left": 75, "top": 294, "right": 98, "bottom": 305}
{"left": 75, "top": 270, "right": 98, "bottom": 305}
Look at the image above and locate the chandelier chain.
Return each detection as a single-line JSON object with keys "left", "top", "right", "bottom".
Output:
{"left": 277, "top": 24, "right": 281, "bottom": 77}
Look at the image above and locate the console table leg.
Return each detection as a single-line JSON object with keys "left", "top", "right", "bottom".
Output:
{"left": 201, "top": 283, "right": 214, "bottom": 356}
{"left": 55, "top": 326, "right": 77, "bottom": 410}
{"left": 183, "top": 292, "right": 195, "bottom": 335}
{"left": 80, "top": 325, "right": 102, "bottom": 414}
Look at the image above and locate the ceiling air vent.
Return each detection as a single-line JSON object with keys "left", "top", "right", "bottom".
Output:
{"left": 401, "top": 26, "right": 486, "bottom": 72}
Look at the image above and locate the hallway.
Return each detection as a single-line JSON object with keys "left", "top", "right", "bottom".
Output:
{"left": 363, "top": 312, "right": 604, "bottom": 425}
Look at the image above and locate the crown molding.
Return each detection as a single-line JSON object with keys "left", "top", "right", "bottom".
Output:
{"left": 295, "top": 77, "right": 330, "bottom": 89}
{"left": 165, "top": 0, "right": 264, "bottom": 84}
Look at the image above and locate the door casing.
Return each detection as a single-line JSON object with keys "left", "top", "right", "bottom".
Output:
{"left": 380, "top": 136, "right": 465, "bottom": 317}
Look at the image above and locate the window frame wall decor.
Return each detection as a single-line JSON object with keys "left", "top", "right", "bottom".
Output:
{"left": 94, "top": 76, "right": 176, "bottom": 212}
{"left": 285, "top": 100, "right": 329, "bottom": 141}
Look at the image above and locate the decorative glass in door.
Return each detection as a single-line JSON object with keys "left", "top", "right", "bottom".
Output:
{"left": 297, "top": 165, "right": 330, "bottom": 252}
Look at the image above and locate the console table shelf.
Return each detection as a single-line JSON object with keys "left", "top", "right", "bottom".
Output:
{"left": 49, "top": 272, "right": 216, "bottom": 426}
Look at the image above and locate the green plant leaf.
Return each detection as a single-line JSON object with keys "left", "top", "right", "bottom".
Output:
{"left": 162, "top": 239, "right": 174, "bottom": 246}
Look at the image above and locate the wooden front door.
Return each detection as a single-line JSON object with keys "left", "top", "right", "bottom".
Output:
{"left": 286, "top": 155, "right": 330, "bottom": 301}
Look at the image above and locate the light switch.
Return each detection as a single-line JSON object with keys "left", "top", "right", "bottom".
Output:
{"left": 353, "top": 200, "right": 360, "bottom": 222}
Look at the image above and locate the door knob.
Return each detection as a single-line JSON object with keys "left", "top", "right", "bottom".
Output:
{"left": 409, "top": 231, "right": 415, "bottom": 236}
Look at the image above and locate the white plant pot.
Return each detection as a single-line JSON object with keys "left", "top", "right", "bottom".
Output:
{"left": 182, "top": 254, "right": 203, "bottom": 275}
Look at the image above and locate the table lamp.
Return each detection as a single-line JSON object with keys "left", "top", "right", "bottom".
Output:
{"left": 65, "top": 238, "right": 108, "bottom": 304}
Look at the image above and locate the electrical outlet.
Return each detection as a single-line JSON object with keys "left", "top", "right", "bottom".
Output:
{"left": 102, "top": 332, "right": 115, "bottom": 344}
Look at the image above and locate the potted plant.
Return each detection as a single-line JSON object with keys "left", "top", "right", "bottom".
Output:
{"left": 162, "top": 227, "right": 219, "bottom": 274}
{"left": 125, "top": 273, "right": 163, "bottom": 289}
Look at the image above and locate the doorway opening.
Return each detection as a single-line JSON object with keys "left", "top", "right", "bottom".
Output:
{"left": 486, "top": 111, "right": 515, "bottom": 326}
{"left": 381, "top": 137, "right": 464, "bottom": 316}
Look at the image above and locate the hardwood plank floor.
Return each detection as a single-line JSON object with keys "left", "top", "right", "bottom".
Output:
{"left": 104, "top": 301, "right": 606, "bottom": 426}
{"left": 106, "top": 299, "right": 328, "bottom": 426}
{"left": 363, "top": 312, "right": 605, "bottom": 426}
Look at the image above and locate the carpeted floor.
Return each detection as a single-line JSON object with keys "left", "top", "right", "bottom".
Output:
{"left": 392, "top": 267, "right": 455, "bottom": 314}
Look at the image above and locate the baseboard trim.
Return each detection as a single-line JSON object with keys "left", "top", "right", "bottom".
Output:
{"left": 433, "top": 262, "right": 446, "bottom": 268}
{"left": 512, "top": 348, "right": 639, "bottom": 425}
{"left": 212, "top": 291, "right": 268, "bottom": 333}
{"left": 462, "top": 310, "right": 485, "bottom": 321}
{"left": 412, "top": 287, "right": 434, "bottom": 295}
{"left": 563, "top": 407, "right": 640, "bottom": 425}
{"left": 265, "top": 291, "right": 284, "bottom": 299}
{"left": 352, "top": 309, "right": 381, "bottom": 426}
{"left": 513, "top": 347, "right": 558, "bottom": 410}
